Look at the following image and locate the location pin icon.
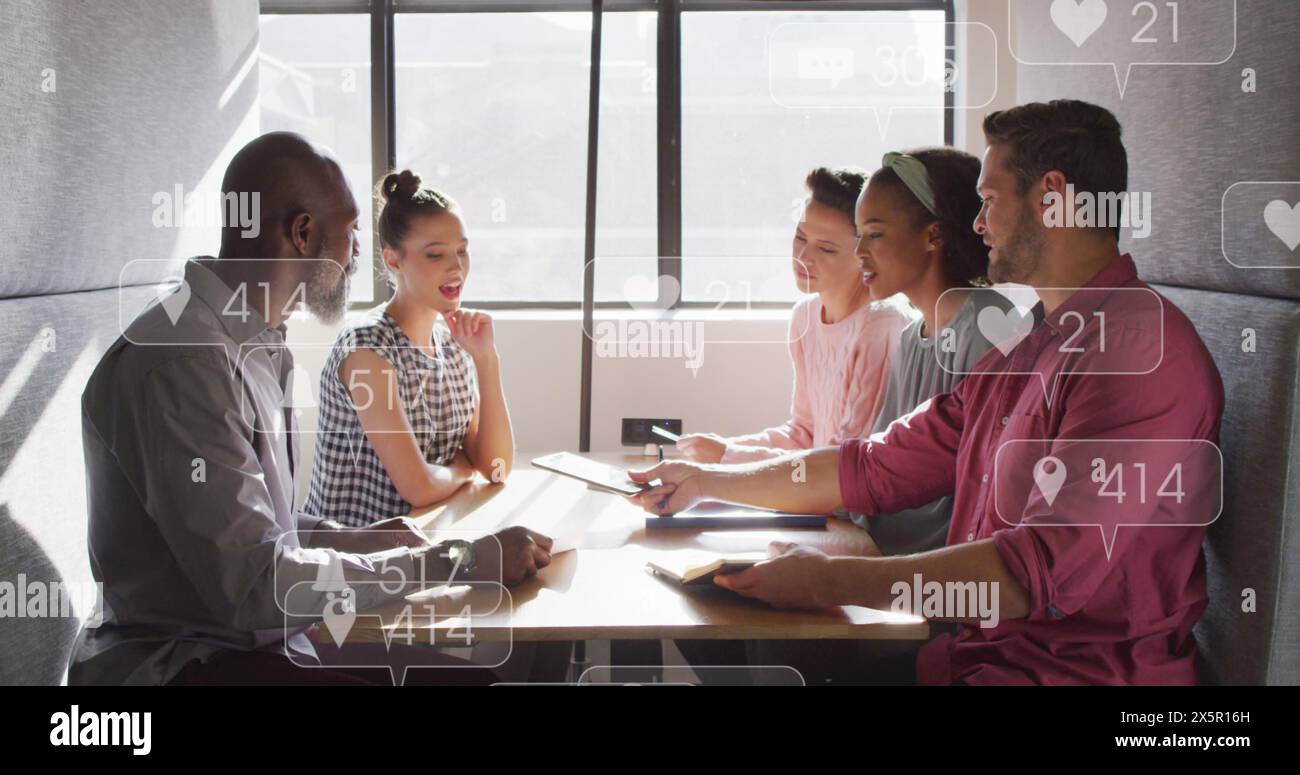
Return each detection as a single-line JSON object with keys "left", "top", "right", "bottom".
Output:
{"left": 158, "top": 278, "right": 191, "bottom": 326}
{"left": 1033, "top": 456, "right": 1068, "bottom": 508}
{"left": 322, "top": 588, "right": 357, "bottom": 646}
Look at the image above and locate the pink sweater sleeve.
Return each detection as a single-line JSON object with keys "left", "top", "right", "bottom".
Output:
{"left": 834, "top": 303, "right": 909, "bottom": 442}
{"left": 720, "top": 299, "right": 911, "bottom": 464}
{"left": 720, "top": 302, "right": 817, "bottom": 463}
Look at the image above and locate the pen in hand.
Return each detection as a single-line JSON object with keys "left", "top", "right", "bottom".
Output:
{"left": 651, "top": 425, "right": 680, "bottom": 444}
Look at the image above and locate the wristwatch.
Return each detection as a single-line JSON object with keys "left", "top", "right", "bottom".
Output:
{"left": 444, "top": 539, "right": 477, "bottom": 581}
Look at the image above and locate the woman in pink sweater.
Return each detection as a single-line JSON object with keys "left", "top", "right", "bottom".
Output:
{"left": 678, "top": 167, "right": 916, "bottom": 464}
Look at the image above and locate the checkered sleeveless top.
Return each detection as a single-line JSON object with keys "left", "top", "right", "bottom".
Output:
{"left": 304, "top": 308, "right": 478, "bottom": 526}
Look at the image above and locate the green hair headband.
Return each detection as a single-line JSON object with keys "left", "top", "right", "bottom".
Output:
{"left": 882, "top": 151, "right": 938, "bottom": 217}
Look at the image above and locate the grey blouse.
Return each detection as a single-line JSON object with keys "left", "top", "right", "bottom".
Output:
{"left": 850, "top": 290, "right": 1015, "bottom": 555}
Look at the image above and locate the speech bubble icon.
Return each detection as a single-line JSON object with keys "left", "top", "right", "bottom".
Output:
{"left": 995, "top": 438, "right": 1223, "bottom": 558}
{"left": 768, "top": 20, "right": 998, "bottom": 138}
{"left": 581, "top": 256, "right": 813, "bottom": 358}
{"left": 1222, "top": 182, "right": 1300, "bottom": 269}
{"left": 279, "top": 529, "right": 508, "bottom": 608}
{"left": 1008, "top": 0, "right": 1238, "bottom": 98}
{"left": 283, "top": 577, "right": 515, "bottom": 685}
{"left": 236, "top": 336, "right": 479, "bottom": 442}
{"left": 796, "top": 47, "right": 854, "bottom": 89}
{"left": 1050, "top": 0, "right": 1108, "bottom": 47}
{"left": 122, "top": 258, "right": 349, "bottom": 349}
{"left": 1263, "top": 200, "right": 1300, "bottom": 252}
{"left": 937, "top": 286, "right": 1165, "bottom": 407}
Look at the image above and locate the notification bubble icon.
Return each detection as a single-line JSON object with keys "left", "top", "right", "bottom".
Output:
{"left": 1008, "top": 0, "right": 1238, "bottom": 98}
{"left": 1222, "top": 182, "right": 1300, "bottom": 269}
{"left": 995, "top": 438, "right": 1223, "bottom": 558}
{"left": 768, "top": 20, "right": 998, "bottom": 137}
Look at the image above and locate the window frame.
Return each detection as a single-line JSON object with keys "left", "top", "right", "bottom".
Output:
{"left": 261, "top": 0, "right": 954, "bottom": 452}
{"left": 261, "top": 0, "right": 953, "bottom": 311}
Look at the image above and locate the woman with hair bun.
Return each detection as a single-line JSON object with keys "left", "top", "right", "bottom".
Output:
{"left": 304, "top": 170, "right": 515, "bottom": 524}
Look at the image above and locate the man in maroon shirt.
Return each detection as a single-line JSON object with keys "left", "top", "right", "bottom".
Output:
{"left": 629, "top": 100, "right": 1225, "bottom": 685}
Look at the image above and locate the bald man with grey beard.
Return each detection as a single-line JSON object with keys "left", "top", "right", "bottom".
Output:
{"left": 70, "top": 132, "right": 552, "bottom": 685}
{"left": 210, "top": 131, "right": 359, "bottom": 325}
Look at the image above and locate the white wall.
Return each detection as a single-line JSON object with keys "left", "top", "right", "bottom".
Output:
{"left": 587, "top": 310, "right": 792, "bottom": 451}
{"left": 287, "top": 308, "right": 792, "bottom": 502}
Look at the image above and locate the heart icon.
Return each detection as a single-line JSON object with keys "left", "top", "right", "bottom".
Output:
{"left": 1263, "top": 199, "right": 1300, "bottom": 252}
{"left": 157, "top": 277, "right": 191, "bottom": 326}
{"left": 1050, "top": 0, "right": 1108, "bottom": 48}
{"left": 978, "top": 305, "right": 1035, "bottom": 356}
{"left": 623, "top": 273, "right": 680, "bottom": 312}
{"left": 321, "top": 587, "right": 357, "bottom": 646}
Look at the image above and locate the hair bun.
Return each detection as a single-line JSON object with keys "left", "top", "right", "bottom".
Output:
{"left": 381, "top": 169, "right": 423, "bottom": 202}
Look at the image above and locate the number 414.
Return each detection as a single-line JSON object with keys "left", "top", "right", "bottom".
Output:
{"left": 1090, "top": 459, "right": 1184, "bottom": 504}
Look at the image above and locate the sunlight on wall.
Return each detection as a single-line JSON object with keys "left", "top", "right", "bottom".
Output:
{"left": 0, "top": 340, "right": 105, "bottom": 619}
{"left": 166, "top": 105, "right": 262, "bottom": 263}
{"left": 0, "top": 331, "right": 46, "bottom": 420}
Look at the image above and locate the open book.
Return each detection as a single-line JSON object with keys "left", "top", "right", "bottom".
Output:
{"left": 646, "top": 552, "right": 766, "bottom": 586}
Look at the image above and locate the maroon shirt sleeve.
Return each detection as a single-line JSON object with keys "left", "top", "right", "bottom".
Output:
{"left": 992, "top": 333, "right": 1224, "bottom": 622}
{"left": 838, "top": 386, "right": 967, "bottom": 516}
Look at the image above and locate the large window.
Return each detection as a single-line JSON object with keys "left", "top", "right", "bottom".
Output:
{"left": 258, "top": 13, "right": 376, "bottom": 303}
{"left": 395, "top": 12, "right": 658, "bottom": 304}
{"left": 258, "top": 1, "right": 950, "bottom": 308}
{"left": 681, "top": 9, "right": 946, "bottom": 303}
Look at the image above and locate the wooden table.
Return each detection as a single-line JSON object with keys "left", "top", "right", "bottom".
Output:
{"left": 340, "top": 453, "right": 927, "bottom": 645}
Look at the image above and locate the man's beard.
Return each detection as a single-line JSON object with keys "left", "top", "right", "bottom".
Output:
{"left": 988, "top": 202, "right": 1045, "bottom": 285}
{"left": 303, "top": 250, "right": 352, "bottom": 325}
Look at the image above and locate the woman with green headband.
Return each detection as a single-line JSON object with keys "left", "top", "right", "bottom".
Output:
{"left": 677, "top": 150, "right": 1013, "bottom": 682}
{"left": 734, "top": 149, "right": 1016, "bottom": 685}
{"left": 852, "top": 147, "right": 1014, "bottom": 557}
